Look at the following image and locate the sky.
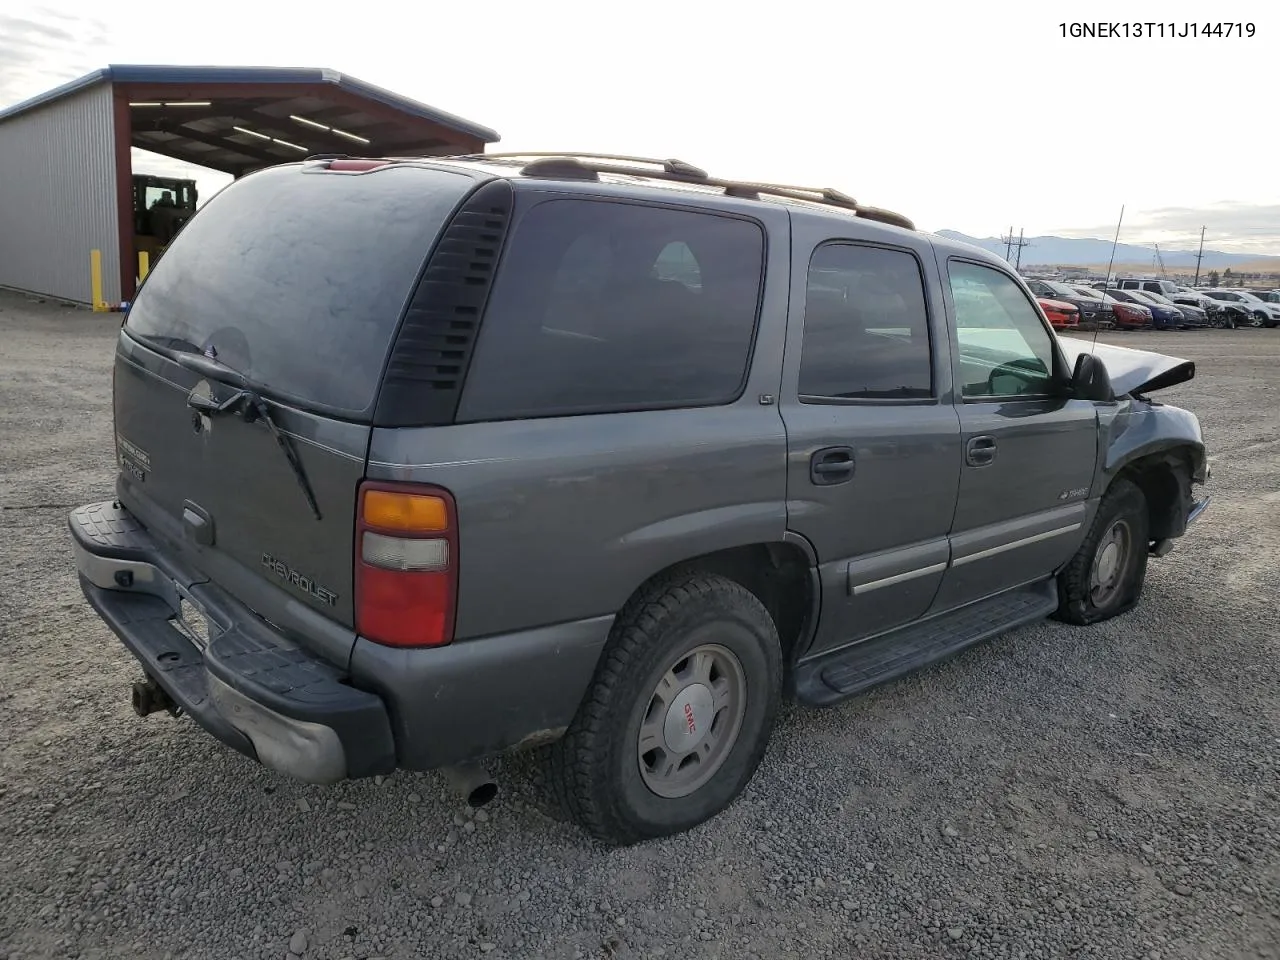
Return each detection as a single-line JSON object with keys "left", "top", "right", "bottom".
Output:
{"left": 2, "top": 0, "right": 1276, "bottom": 255}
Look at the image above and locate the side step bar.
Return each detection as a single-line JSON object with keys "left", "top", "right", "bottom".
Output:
{"left": 794, "top": 580, "right": 1059, "bottom": 706}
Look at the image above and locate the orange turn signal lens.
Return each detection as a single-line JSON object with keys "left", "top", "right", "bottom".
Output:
{"left": 362, "top": 490, "right": 449, "bottom": 533}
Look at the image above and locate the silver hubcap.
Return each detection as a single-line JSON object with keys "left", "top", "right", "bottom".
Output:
{"left": 1090, "top": 519, "right": 1131, "bottom": 607}
{"left": 637, "top": 643, "right": 746, "bottom": 799}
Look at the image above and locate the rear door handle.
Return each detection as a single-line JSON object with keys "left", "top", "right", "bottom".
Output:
{"left": 965, "top": 435, "right": 997, "bottom": 466}
{"left": 182, "top": 500, "right": 215, "bottom": 546}
{"left": 810, "top": 446, "right": 855, "bottom": 485}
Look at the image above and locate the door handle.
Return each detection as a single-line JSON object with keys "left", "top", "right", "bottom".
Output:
{"left": 965, "top": 435, "right": 997, "bottom": 466}
{"left": 810, "top": 446, "right": 856, "bottom": 485}
{"left": 182, "top": 500, "right": 215, "bottom": 546}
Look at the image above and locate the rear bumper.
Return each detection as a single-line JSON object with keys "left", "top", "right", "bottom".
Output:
{"left": 70, "top": 499, "right": 613, "bottom": 780}
{"left": 70, "top": 500, "right": 395, "bottom": 783}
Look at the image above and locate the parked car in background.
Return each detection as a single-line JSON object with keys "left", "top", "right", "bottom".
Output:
{"left": 1117, "top": 277, "right": 1182, "bottom": 299}
{"left": 1068, "top": 285, "right": 1152, "bottom": 330}
{"left": 1171, "top": 290, "right": 1240, "bottom": 328}
{"left": 1130, "top": 290, "right": 1207, "bottom": 328}
{"left": 1201, "top": 289, "right": 1280, "bottom": 328}
{"left": 1024, "top": 279, "right": 1116, "bottom": 330}
{"left": 1037, "top": 297, "right": 1080, "bottom": 330}
{"left": 1246, "top": 289, "right": 1280, "bottom": 304}
{"left": 1105, "top": 289, "right": 1182, "bottom": 330}
{"left": 1174, "top": 286, "right": 1226, "bottom": 312}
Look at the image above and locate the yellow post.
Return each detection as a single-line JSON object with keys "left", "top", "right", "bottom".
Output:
{"left": 138, "top": 250, "right": 150, "bottom": 284}
{"left": 90, "top": 249, "right": 108, "bottom": 312}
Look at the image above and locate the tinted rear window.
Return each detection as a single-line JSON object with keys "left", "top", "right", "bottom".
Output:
{"left": 124, "top": 164, "right": 476, "bottom": 415}
{"left": 799, "top": 243, "right": 933, "bottom": 399}
{"left": 456, "top": 198, "right": 765, "bottom": 422}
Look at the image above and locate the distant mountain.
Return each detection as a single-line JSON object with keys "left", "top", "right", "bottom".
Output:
{"left": 935, "top": 231, "right": 1278, "bottom": 270}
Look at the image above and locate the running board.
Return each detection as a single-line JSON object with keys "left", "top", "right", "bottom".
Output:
{"left": 794, "top": 580, "right": 1059, "bottom": 706}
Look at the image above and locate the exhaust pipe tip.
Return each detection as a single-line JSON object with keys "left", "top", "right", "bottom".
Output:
{"left": 441, "top": 763, "right": 498, "bottom": 809}
{"left": 467, "top": 780, "right": 498, "bottom": 809}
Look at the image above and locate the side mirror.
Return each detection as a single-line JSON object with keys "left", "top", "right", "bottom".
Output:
{"left": 1070, "top": 352, "right": 1114, "bottom": 402}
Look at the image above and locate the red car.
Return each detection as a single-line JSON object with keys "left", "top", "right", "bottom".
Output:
{"left": 1037, "top": 297, "right": 1080, "bottom": 330}
{"left": 1109, "top": 300, "right": 1153, "bottom": 330}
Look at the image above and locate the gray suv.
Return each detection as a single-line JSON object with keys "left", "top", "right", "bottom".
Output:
{"left": 69, "top": 152, "right": 1211, "bottom": 845}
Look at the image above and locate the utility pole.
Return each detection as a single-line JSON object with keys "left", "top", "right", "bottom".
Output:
{"left": 1193, "top": 226, "right": 1206, "bottom": 286}
{"left": 1014, "top": 228, "right": 1031, "bottom": 271}
{"left": 1001, "top": 227, "right": 1032, "bottom": 269}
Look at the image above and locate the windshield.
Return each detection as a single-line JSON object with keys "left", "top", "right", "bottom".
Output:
{"left": 1070, "top": 286, "right": 1102, "bottom": 300}
{"left": 1236, "top": 291, "right": 1263, "bottom": 303}
{"left": 124, "top": 163, "right": 476, "bottom": 417}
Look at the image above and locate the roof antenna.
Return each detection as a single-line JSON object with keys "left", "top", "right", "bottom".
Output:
{"left": 1093, "top": 204, "right": 1124, "bottom": 354}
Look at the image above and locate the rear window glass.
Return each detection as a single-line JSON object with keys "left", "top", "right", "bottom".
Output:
{"left": 124, "top": 164, "right": 475, "bottom": 415}
{"left": 799, "top": 243, "right": 933, "bottom": 400}
{"left": 456, "top": 198, "right": 764, "bottom": 421}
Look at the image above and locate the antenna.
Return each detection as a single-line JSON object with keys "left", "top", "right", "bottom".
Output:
{"left": 1092, "top": 205, "right": 1125, "bottom": 354}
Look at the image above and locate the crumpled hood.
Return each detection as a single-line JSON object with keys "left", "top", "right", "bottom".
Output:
{"left": 1058, "top": 336, "right": 1196, "bottom": 396}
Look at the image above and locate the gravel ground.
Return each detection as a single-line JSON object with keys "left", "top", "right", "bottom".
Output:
{"left": 1, "top": 289, "right": 1277, "bottom": 960}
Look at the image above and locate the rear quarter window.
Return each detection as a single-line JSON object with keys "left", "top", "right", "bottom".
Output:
{"left": 456, "top": 198, "right": 765, "bottom": 421}
{"left": 124, "top": 164, "right": 476, "bottom": 416}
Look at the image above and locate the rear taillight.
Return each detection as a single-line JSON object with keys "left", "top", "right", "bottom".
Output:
{"left": 355, "top": 481, "right": 458, "bottom": 648}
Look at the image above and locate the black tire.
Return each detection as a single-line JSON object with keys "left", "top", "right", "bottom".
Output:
{"left": 546, "top": 572, "right": 782, "bottom": 846}
{"left": 1054, "top": 478, "right": 1150, "bottom": 625}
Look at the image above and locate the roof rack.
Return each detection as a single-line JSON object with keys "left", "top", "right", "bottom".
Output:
{"left": 454, "top": 152, "right": 916, "bottom": 231}
{"left": 478, "top": 152, "right": 710, "bottom": 181}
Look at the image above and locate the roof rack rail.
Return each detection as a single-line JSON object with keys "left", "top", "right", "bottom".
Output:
{"left": 459, "top": 152, "right": 915, "bottom": 231}
{"left": 479, "top": 152, "right": 709, "bottom": 180}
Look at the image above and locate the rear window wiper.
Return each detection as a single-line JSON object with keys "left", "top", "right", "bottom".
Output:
{"left": 174, "top": 353, "right": 323, "bottom": 521}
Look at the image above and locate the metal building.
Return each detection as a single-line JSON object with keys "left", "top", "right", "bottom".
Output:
{"left": 0, "top": 65, "right": 500, "bottom": 306}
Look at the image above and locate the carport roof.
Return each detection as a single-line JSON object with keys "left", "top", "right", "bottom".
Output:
{"left": 0, "top": 64, "right": 500, "bottom": 174}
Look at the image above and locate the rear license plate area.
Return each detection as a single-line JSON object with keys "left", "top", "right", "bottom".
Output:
{"left": 171, "top": 597, "right": 211, "bottom": 652}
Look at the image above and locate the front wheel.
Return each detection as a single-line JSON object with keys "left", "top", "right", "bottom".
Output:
{"left": 547, "top": 572, "right": 783, "bottom": 845}
{"left": 1054, "top": 478, "right": 1150, "bottom": 625}
{"left": 1251, "top": 312, "right": 1266, "bottom": 328}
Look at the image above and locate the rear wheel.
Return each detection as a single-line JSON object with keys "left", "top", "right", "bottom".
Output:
{"left": 1054, "top": 478, "right": 1150, "bottom": 625}
{"left": 547, "top": 572, "right": 782, "bottom": 846}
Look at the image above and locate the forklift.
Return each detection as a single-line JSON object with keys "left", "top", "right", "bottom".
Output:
{"left": 133, "top": 174, "right": 198, "bottom": 268}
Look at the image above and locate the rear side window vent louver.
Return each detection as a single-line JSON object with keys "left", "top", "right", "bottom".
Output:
{"left": 373, "top": 179, "right": 514, "bottom": 428}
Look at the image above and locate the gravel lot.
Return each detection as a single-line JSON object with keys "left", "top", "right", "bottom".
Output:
{"left": 1, "top": 288, "right": 1277, "bottom": 960}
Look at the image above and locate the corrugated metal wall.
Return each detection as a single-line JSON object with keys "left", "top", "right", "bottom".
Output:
{"left": 0, "top": 83, "right": 120, "bottom": 304}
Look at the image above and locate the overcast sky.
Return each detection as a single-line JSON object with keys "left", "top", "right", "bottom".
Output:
{"left": 3, "top": 0, "right": 1275, "bottom": 255}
